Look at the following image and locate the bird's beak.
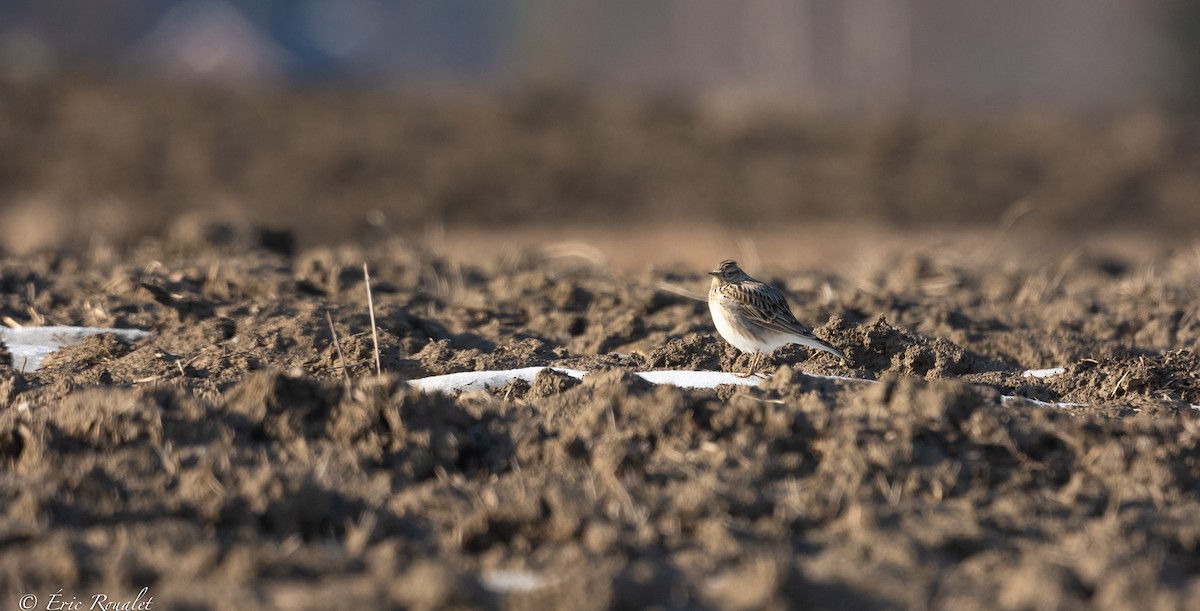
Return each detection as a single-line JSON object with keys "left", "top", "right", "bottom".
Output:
{"left": 707, "top": 270, "right": 720, "bottom": 277}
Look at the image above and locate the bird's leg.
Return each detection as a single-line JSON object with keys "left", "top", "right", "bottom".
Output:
{"left": 756, "top": 352, "right": 771, "bottom": 378}
{"left": 738, "top": 352, "right": 760, "bottom": 378}
{"left": 750, "top": 352, "right": 770, "bottom": 379}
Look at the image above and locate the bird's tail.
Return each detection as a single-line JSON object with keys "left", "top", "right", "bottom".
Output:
{"left": 796, "top": 335, "right": 849, "bottom": 362}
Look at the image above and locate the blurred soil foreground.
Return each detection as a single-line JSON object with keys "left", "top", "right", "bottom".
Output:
{"left": 1, "top": 81, "right": 1200, "bottom": 609}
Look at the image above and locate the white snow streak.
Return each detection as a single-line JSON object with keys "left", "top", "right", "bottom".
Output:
{"left": 1, "top": 326, "right": 151, "bottom": 372}
{"left": 407, "top": 366, "right": 1091, "bottom": 410}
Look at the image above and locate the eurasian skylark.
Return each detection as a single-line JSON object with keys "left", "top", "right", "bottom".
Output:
{"left": 708, "top": 259, "right": 847, "bottom": 376}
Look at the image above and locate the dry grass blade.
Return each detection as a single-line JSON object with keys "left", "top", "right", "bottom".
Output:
{"left": 363, "top": 263, "right": 382, "bottom": 376}
{"left": 344, "top": 510, "right": 377, "bottom": 557}
{"left": 325, "top": 309, "right": 353, "bottom": 393}
{"left": 976, "top": 198, "right": 1035, "bottom": 262}
{"left": 656, "top": 281, "right": 707, "bottom": 302}
{"left": 538, "top": 241, "right": 609, "bottom": 267}
{"left": 735, "top": 233, "right": 762, "bottom": 272}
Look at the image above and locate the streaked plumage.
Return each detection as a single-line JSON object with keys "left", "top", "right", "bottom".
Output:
{"left": 708, "top": 259, "right": 846, "bottom": 376}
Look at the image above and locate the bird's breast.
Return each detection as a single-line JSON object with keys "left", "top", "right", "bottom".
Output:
{"left": 709, "top": 296, "right": 765, "bottom": 353}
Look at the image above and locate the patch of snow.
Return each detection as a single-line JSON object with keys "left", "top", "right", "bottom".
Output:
{"left": 1000, "top": 395, "right": 1089, "bottom": 409}
{"left": 1022, "top": 367, "right": 1066, "bottom": 378}
{"left": 407, "top": 367, "right": 585, "bottom": 394}
{"left": 480, "top": 569, "right": 548, "bottom": 593}
{"left": 407, "top": 367, "right": 1107, "bottom": 412}
{"left": 408, "top": 367, "right": 775, "bottom": 393}
{"left": 1, "top": 326, "right": 151, "bottom": 372}
{"left": 635, "top": 370, "right": 761, "bottom": 388}
{"left": 807, "top": 372, "right": 877, "bottom": 384}
{"left": 408, "top": 366, "right": 890, "bottom": 395}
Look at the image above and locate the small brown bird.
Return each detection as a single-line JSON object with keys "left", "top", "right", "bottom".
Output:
{"left": 708, "top": 259, "right": 847, "bottom": 376}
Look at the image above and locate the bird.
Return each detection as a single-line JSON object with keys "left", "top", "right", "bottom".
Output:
{"left": 708, "top": 259, "right": 847, "bottom": 376}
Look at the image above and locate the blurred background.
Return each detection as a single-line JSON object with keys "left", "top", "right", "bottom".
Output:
{"left": 1, "top": 0, "right": 1198, "bottom": 264}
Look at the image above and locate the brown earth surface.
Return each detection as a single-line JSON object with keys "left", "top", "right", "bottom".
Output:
{"left": 2, "top": 81, "right": 1200, "bottom": 609}
{"left": 1, "top": 222, "right": 1199, "bottom": 610}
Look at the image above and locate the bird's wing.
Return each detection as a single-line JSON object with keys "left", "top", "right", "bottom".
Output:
{"left": 725, "top": 281, "right": 815, "bottom": 336}
{"left": 725, "top": 281, "right": 847, "bottom": 359}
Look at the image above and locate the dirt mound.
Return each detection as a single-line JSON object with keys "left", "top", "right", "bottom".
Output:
{"left": 0, "top": 368, "right": 23, "bottom": 409}
{"left": 0, "top": 340, "right": 11, "bottom": 370}
{"left": 39, "top": 332, "right": 138, "bottom": 374}
{"left": 648, "top": 333, "right": 727, "bottom": 371}
{"left": 822, "top": 314, "right": 1008, "bottom": 379}
{"left": 1049, "top": 350, "right": 1200, "bottom": 405}
{"left": 530, "top": 367, "right": 583, "bottom": 397}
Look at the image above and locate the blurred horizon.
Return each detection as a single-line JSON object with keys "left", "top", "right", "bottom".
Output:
{"left": 1, "top": 1, "right": 1199, "bottom": 257}
{"left": 0, "top": 0, "right": 1192, "bottom": 111}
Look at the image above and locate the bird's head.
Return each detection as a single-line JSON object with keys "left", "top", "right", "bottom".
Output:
{"left": 708, "top": 259, "right": 749, "bottom": 285}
